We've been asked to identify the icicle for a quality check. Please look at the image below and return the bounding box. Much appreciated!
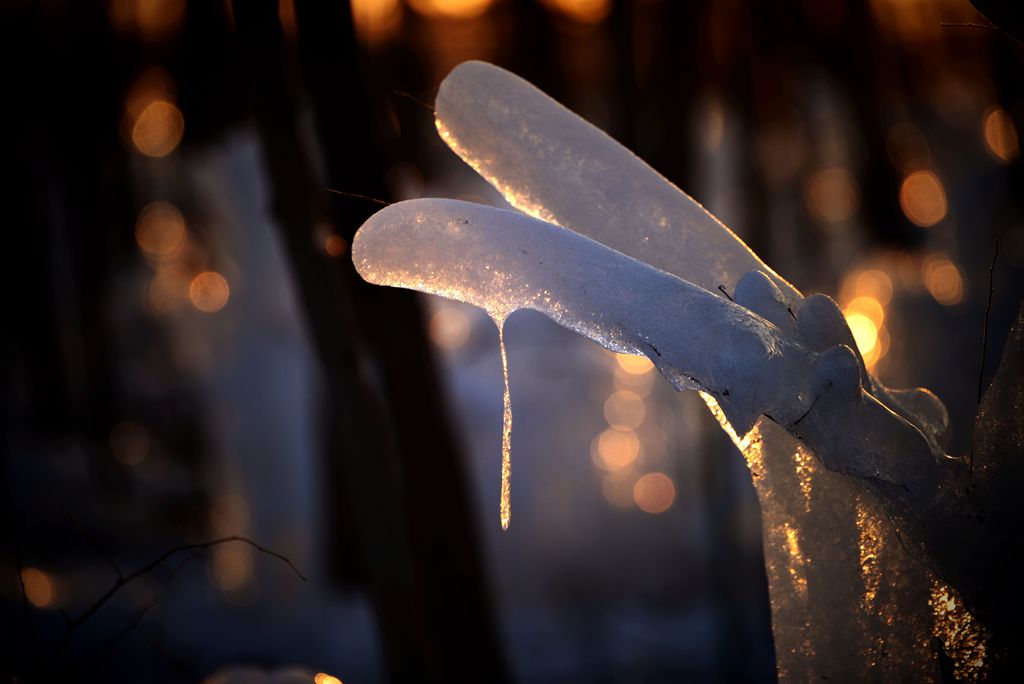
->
[497,318,512,530]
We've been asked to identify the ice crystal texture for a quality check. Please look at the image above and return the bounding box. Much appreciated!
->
[352,61,1004,680]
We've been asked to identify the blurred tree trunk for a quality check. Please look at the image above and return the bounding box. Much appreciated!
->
[233,2,506,681]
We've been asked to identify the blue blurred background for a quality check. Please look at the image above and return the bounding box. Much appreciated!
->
[4,0,1024,681]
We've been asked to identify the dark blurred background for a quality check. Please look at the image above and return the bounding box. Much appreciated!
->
[3,0,1023,682]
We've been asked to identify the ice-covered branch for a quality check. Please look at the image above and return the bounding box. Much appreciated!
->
[350,60,1011,678]
[354,199,943,506]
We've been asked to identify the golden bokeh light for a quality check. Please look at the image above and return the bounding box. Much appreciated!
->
[189,271,230,313]
[21,568,56,608]
[845,313,879,356]
[278,0,297,41]
[633,472,676,514]
[132,100,185,157]
[136,202,186,258]
[603,390,645,430]
[853,269,893,306]
[110,420,150,465]
[860,324,889,369]
[542,0,612,23]
[844,295,885,327]
[923,257,964,306]
[982,106,1019,164]
[408,0,493,20]
[314,674,343,684]
[324,233,347,258]
[614,352,653,375]
[350,0,402,43]
[429,306,472,350]
[591,428,640,471]
[899,170,947,227]
[806,167,860,224]
[109,0,187,42]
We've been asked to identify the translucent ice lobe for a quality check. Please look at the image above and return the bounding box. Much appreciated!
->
[352,198,813,435]
[435,60,800,304]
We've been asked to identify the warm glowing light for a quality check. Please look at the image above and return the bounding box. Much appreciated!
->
[844,295,885,327]
[315,675,343,684]
[848,269,893,306]
[614,352,653,375]
[603,390,645,430]
[845,313,878,356]
[983,106,1019,164]
[923,257,964,306]
[591,428,640,471]
[542,0,612,23]
[324,233,347,258]
[278,0,297,40]
[132,100,184,157]
[860,329,887,369]
[408,0,493,20]
[633,472,675,513]
[930,579,988,681]
[429,306,471,350]
[899,171,947,227]
[855,499,884,607]
[782,522,808,597]
[136,202,186,258]
[189,271,230,312]
[350,0,402,43]
[806,167,859,224]
[21,568,55,608]
[109,0,187,41]
[110,420,149,465]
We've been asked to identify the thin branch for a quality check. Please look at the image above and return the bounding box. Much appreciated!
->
[940,21,998,31]
[971,239,999,476]
[88,549,204,673]
[325,187,391,206]
[54,535,306,658]
[977,239,999,406]
[392,89,436,114]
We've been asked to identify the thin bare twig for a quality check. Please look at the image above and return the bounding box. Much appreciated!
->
[325,187,391,206]
[88,549,205,672]
[393,89,435,113]
[977,240,1000,406]
[54,535,306,658]
[940,21,998,31]
[971,240,999,476]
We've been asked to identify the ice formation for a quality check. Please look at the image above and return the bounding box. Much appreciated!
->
[352,61,1004,679]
